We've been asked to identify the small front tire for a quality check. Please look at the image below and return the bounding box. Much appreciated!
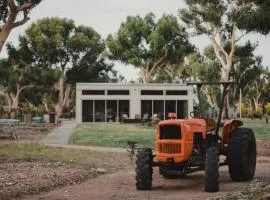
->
[135,148,153,190]
[205,145,219,193]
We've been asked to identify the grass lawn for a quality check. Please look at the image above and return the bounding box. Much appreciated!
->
[70,120,270,148]
[242,119,270,140]
[0,141,130,169]
[70,123,155,148]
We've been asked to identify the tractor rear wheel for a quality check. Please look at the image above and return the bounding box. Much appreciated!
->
[205,145,219,192]
[227,128,256,181]
[135,148,153,190]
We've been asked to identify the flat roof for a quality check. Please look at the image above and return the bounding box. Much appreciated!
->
[76,82,189,87]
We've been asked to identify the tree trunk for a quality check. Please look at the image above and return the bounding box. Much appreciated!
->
[141,68,150,84]
[6,93,12,114]
[252,97,259,111]
[55,71,65,117]
[63,84,71,108]
[0,7,17,54]
[220,61,232,119]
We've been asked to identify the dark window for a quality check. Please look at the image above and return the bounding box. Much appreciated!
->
[141,90,163,95]
[177,100,188,119]
[141,100,152,119]
[166,90,187,95]
[165,100,176,120]
[107,90,129,95]
[160,125,182,140]
[82,100,93,122]
[82,90,105,95]
[94,100,105,122]
[119,100,130,119]
[153,100,164,120]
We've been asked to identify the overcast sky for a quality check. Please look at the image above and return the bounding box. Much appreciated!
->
[2,0,270,80]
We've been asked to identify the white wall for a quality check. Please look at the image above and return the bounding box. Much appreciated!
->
[76,83,194,123]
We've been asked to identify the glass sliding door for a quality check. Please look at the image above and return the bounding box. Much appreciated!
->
[165,100,176,119]
[153,100,164,120]
[119,100,130,121]
[94,100,105,122]
[141,100,152,119]
[107,100,117,122]
[177,100,187,119]
[82,100,93,122]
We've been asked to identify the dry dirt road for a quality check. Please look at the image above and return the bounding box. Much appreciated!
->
[21,157,270,200]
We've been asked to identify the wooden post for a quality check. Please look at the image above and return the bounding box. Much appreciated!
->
[239,88,242,119]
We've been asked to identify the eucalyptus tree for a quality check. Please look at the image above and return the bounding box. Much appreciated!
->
[179,0,270,89]
[107,13,194,83]
[245,70,270,111]
[0,38,57,114]
[23,17,111,116]
[0,0,42,53]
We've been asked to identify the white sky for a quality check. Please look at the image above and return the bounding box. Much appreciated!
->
[1,0,270,81]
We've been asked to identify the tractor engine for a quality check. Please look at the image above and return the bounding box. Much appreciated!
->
[155,116,207,165]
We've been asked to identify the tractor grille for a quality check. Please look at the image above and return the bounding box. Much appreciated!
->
[159,143,181,154]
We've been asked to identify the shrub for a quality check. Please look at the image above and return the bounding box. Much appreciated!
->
[241,104,252,118]
[265,103,270,115]
[252,108,263,119]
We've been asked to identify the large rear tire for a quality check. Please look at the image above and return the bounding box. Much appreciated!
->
[205,145,219,192]
[227,128,257,181]
[135,148,153,190]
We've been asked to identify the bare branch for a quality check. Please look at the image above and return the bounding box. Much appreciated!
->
[149,49,168,75]
[17,2,32,11]
[236,31,249,43]
[208,35,227,68]
[8,0,17,12]
[18,84,34,94]
[229,24,237,57]
[13,11,30,28]
[214,29,229,58]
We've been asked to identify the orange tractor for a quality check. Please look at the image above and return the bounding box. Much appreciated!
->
[135,82,256,192]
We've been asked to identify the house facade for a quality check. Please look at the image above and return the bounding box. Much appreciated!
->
[76,83,194,123]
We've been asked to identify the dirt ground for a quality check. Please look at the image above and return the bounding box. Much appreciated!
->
[17,141,270,200]
[0,160,92,200]
[257,140,270,157]
[20,157,270,200]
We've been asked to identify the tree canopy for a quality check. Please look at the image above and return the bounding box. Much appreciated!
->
[22,17,115,116]
[179,0,270,87]
[235,0,270,34]
[0,37,58,114]
[107,13,194,83]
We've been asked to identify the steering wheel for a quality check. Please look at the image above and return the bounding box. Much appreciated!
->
[190,111,195,118]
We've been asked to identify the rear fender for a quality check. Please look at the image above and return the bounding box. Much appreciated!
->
[221,120,243,148]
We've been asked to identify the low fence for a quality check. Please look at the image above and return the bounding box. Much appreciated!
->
[0,119,56,140]
[0,119,20,139]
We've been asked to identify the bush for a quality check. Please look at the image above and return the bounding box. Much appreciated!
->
[265,103,270,115]
[241,105,252,118]
[252,108,263,119]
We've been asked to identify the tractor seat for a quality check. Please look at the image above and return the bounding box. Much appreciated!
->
[204,118,216,132]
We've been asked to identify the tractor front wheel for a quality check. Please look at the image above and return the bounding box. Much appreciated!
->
[135,148,153,190]
[205,145,219,192]
[227,128,256,181]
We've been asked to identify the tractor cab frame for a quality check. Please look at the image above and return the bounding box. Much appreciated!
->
[135,82,257,192]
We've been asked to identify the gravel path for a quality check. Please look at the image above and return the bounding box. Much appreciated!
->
[40,121,127,153]
[41,120,77,145]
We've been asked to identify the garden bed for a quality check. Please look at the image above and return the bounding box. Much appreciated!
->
[0,142,130,199]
